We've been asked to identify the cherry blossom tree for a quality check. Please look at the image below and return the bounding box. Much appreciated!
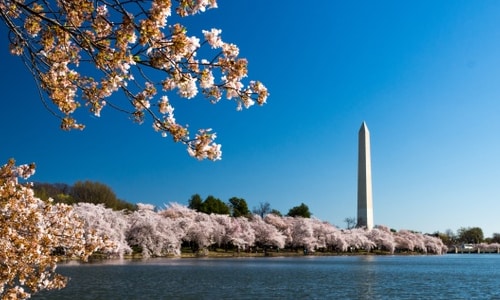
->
[287,217,316,251]
[127,203,182,257]
[162,203,256,251]
[161,202,201,251]
[0,160,105,299]
[210,213,230,248]
[342,228,376,252]
[264,213,293,246]
[72,203,131,257]
[393,230,447,254]
[183,211,215,254]
[327,229,349,252]
[368,225,396,253]
[250,215,285,250]
[1,0,268,160]
[393,230,411,252]
[310,218,338,251]
[162,202,197,220]
[423,234,447,254]
[477,242,500,253]
[227,217,255,251]
[395,229,427,252]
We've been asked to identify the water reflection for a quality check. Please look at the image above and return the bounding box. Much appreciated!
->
[353,256,377,299]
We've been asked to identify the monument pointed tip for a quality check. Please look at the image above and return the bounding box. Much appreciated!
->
[360,121,369,131]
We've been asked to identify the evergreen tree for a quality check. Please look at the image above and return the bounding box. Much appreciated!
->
[201,195,230,215]
[229,197,250,217]
[287,203,311,218]
[188,194,204,211]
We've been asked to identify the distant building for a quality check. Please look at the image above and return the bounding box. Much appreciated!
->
[357,122,374,230]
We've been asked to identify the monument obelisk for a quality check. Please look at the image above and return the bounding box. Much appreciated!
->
[357,121,374,230]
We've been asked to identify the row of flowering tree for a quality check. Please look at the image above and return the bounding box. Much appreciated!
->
[73,202,449,258]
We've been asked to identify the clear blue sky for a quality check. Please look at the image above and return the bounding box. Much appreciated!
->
[1,1,499,237]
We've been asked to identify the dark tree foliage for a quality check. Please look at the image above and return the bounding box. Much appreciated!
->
[188,194,203,211]
[33,181,136,211]
[228,197,250,217]
[252,202,271,218]
[71,181,128,210]
[457,227,484,244]
[34,182,73,204]
[433,232,452,247]
[286,203,311,218]
[492,233,500,244]
[433,229,457,247]
[200,195,230,215]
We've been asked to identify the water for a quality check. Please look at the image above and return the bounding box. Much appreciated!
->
[34,254,500,299]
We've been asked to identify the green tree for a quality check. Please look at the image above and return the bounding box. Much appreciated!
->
[200,195,230,215]
[443,229,457,246]
[253,202,271,218]
[490,233,500,244]
[286,203,311,218]
[188,194,203,211]
[457,227,484,244]
[228,197,250,217]
[70,180,135,211]
[433,229,457,247]
[34,181,135,210]
[34,182,74,204]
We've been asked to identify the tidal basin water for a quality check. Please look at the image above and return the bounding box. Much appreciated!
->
[34,254,500,299]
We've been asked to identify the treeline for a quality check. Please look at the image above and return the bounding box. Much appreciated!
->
[33,181,137,211]
[33,182,313,219]
[434,227,500,246]
[188,194,311,218]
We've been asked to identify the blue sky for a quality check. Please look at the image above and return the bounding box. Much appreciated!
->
[1,1,499,237]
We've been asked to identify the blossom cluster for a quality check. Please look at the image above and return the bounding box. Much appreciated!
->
[72,202,449,259]
[2,0,268,160]
[0,160,108,299]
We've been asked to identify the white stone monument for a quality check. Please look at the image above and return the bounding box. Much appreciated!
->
[357,121,374,230]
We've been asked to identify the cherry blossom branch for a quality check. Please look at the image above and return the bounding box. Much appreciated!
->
[2,0,268,160]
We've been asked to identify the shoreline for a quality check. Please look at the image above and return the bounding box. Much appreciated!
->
[60,248,500,265]
[88,249,448,261]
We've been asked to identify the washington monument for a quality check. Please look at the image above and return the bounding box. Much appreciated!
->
[357,121,374,230]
